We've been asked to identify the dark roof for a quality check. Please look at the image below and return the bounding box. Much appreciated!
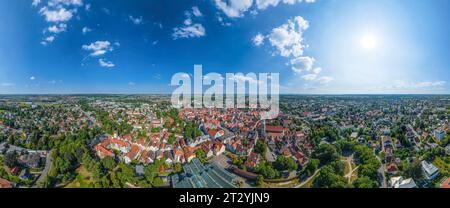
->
[170,158,236,188]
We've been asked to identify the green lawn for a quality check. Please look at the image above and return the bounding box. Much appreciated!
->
[264,179,301,188]
[64,165,94,188]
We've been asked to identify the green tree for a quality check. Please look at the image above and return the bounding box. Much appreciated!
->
[313,165,347,188]
[195,149,207,163]
[256,161,279,179]
[304,159,319,176]
[255,140,267,156]
[315,143,340,165]
[101,157,116,171]
[174,163,183,173]
[255,175,264,186]
[354,145,381,180]
[274,155,298,171]
[5,151,17,168]
[353,176,377,188]
[403,159,424,181]
[168,134,176,145]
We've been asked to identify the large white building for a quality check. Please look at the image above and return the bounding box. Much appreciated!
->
[390,176,417,188]
[433,128,445,140]
[421,160,439,180]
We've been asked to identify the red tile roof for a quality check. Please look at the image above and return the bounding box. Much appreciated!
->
[126,144,140,161]
[95,145,114,157]
[265,125,286,133]
[0,178,12,188]
[244,152,260,168]
[208,128,218,137]
[440,177,450,188]
[111,138,129,148]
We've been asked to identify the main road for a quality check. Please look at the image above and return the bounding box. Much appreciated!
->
[33,149,54,188]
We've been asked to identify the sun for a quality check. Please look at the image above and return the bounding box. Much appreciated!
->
[360,34,377,50]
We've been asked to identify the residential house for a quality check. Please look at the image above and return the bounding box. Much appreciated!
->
[124,144,141,164]
[95,144,114,158]
[0,178,13,188]
[433,128,445,141]
[185,151,196,163]
[390,176,417,188]
[294,152,308,167]
[164,151,174,164]
[440,177,450,188]
[386,162,399,174]
[244,152,260,170]
[213,142,225,156]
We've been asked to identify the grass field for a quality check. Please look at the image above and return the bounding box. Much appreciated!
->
[264,178,301,188]
[65,165,94,188]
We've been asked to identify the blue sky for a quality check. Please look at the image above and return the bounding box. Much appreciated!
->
[0,0,449,94]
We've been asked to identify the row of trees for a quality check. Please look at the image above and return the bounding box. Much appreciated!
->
[353,145,381,187]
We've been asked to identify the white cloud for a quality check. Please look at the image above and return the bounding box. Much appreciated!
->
[301,73,317,81]
[215,0,315,18]
[217,14,232,26]
[173,24,205,39]
[290,56,314,73]
[228,74,259,84]
[39,7,74,22]
[172,8,206,39]
[47,0,83,7]
[256,0,316,10]
[256,15,325,79]
[214,0,253,18]
[317,76,334,84]
[252,33,265,46]
[301,67,324,81]
[369,80,447,93]
[268,16,309,57]
[313,67,322,74]
[32,0,41,7]
[129,15,143,25]
[85,3,91,11]
[45,36,55,42]
[82,41,114,56]
[82,26,91,34]
[1,83,15,87]
[184,18,193,25]
[390,80,446,89]
[47,23,67,33]
[34,0,84,45]
[192,6,203,17]
[30,76,36,80]
[99,59,115,68]
[255,0,279,10]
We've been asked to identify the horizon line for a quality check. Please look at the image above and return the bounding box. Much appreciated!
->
[0,93,449,96]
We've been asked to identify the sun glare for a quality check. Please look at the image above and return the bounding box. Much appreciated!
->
[360,34,377,50]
